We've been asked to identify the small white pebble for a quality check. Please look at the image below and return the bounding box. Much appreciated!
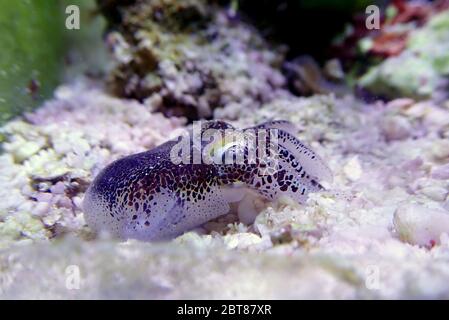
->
[50,181,66,194]
[36,192,53,203]
[32,201,51,216]
[431,163,449,180]
[73,196,84,210]
[420,186,448,202]
[430,140,449,160]
[343,156,362,182]
[393,203,449,248]
[381,116,411,141]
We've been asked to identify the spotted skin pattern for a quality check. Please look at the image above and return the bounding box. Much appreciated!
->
[83,120,332,241]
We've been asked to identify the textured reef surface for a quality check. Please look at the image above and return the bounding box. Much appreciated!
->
[359,10,449,100]
[100,0,286,121]
[1,2,449,299]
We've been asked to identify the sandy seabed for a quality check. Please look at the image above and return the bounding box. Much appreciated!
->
[0,78,449,299]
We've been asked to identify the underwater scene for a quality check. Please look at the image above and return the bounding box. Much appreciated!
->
[1,0,449,300]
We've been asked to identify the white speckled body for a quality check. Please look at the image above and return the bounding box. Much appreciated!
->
[83,120,332,241]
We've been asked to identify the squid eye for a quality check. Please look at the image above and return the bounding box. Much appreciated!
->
[205,130,247,164]
[210,142,233,164]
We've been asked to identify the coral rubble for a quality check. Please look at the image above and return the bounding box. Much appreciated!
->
[100,0,285,121]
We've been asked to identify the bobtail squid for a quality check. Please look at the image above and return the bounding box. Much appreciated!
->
[83,120,332,241]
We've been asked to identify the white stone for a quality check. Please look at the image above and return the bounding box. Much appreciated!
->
[393,203,449,247]
[343,156,363,181]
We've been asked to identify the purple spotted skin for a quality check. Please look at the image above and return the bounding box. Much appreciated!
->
[83,120,332,241]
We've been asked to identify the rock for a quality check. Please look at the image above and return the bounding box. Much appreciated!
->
[13,141,44,162]
[343,156,363,182]
[393,203,449,248]
[430,140,449,160]
[431,164,449,180]
[381,115,412,141]
[359,52,440,100]
[99,0,286,121]
[223,233,263,250]
[420,186,448,202]
[412,178,449,202]
[387,98,415,110]
[324,59,345,80]
[359,11,449,100]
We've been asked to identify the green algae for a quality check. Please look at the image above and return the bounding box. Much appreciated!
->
[359,10,449,100]
[0,0,65,124]
[0,0,107,125]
